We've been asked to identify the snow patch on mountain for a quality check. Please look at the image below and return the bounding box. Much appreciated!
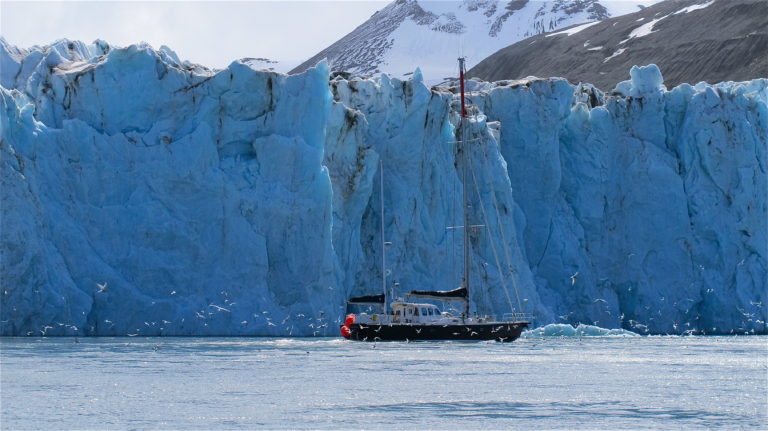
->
[674,0,715,14]
[292,0,662,82]
[603,47,626,63]
[620,14,667,44]
[545,20,600,37]
[620,0,716,45]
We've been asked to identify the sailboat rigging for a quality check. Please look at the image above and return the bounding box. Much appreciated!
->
[340,57,532,342]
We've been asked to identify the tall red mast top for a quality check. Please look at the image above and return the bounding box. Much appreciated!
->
[458,57,467,118]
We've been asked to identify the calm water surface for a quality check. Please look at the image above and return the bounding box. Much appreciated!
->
[1,336,766,429]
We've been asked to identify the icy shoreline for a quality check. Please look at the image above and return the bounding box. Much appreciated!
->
[1,39,765,336]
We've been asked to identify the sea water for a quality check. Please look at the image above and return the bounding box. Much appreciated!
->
[1,335,766,429]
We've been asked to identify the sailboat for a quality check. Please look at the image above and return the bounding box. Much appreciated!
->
[340,58,532,342]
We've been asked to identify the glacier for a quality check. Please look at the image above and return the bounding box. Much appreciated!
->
[1,39,766,336]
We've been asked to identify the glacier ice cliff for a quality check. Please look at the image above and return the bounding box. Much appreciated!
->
[1,39,766,336]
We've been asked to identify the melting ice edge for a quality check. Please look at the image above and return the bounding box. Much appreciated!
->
[1,39,766,336]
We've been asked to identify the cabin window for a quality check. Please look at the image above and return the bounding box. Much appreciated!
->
[427,309,433,316]
[395,310,401,316]
[421,308,428,316]
[408,309,413,315]
[413,308,419,316]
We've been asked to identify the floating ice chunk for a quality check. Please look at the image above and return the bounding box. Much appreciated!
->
[523,323,640,337]
[524,323,578,336]
[574,324,640,337]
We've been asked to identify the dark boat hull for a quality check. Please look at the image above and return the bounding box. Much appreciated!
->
[345,321,529,342]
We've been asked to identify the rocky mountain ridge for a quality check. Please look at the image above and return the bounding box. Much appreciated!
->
[469,0,768,89]
[291,0,660,81]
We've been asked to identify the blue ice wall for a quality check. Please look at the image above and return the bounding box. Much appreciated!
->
[2,40,340,335]
[474,66,767,334]
[1,40,765,335]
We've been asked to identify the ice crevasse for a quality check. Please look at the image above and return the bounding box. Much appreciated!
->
[1,39,765,336]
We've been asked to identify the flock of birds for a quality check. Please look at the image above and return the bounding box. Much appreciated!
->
[19,279,768,337]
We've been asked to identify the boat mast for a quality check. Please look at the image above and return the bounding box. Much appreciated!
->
[380,159,388,314]
[458,57,470,319]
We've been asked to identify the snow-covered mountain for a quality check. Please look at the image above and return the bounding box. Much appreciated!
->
[469,0,768,89]
[1,39,766,336]
[291,0,662,81]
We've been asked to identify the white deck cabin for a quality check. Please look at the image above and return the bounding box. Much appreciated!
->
[352,301,462,325]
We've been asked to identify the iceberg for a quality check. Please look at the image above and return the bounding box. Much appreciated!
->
[1,39,765,336]
[522,323,640,337]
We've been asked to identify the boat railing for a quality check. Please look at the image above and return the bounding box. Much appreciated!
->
[502,312,534,323]
[472,313,533,323]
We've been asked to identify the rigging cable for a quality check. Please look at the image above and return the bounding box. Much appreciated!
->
[478,145,526,313]
[467,139,517,314]
[469,137,523,312]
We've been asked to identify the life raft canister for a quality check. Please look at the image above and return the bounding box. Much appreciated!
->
[340,314,355,339]
[344,314,356,327]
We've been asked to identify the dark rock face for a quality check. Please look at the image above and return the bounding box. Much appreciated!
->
[469,0,768,90]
